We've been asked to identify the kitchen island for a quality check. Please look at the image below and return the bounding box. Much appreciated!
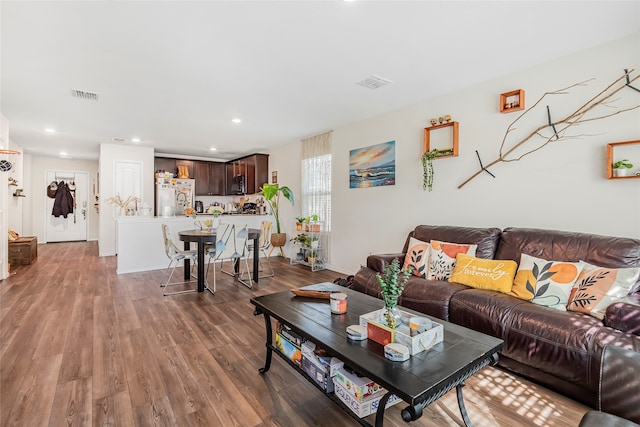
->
[116,214,270,274]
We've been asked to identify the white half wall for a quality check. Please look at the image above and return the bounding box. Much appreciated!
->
[270,33,640,276]
[99,143,154,256]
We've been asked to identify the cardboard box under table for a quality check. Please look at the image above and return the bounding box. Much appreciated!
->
[301,341,343,393]
[332,371,402,418]
[359,309,443,355]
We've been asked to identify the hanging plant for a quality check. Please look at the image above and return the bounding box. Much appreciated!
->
[421,149,439,191]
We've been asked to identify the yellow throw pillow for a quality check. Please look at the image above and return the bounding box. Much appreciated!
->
[449,253,517,293]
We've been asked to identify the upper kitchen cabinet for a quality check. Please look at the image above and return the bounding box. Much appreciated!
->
[155,157,176,175]
[194,161,226,195]
[226,154,269,195]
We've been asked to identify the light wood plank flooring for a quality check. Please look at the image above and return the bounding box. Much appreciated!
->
[1,241,589,426]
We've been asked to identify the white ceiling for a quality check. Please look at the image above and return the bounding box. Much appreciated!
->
[2,1,639,161]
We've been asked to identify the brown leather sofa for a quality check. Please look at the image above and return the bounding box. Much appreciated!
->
[351,225,640,409]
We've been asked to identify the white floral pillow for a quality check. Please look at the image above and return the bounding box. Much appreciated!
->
[426,240,477,281]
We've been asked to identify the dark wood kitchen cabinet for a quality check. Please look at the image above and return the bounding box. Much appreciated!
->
[154,157,176,175]
[226,154,269,194]
[194,161,226,196]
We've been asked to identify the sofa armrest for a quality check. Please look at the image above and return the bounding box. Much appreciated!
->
[598,345,640,423]
[366,253,406,273]
[604,294,640,336]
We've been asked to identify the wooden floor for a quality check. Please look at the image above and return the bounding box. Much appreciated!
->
[1,241,589,426]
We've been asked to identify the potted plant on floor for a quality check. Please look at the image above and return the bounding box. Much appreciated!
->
[259,183,295,254]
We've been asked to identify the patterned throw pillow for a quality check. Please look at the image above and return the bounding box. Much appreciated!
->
[426,240,477,281]
[567,262,640,320]
[449,253,518,293]
[511,254,583,311]
[403,237,429,278]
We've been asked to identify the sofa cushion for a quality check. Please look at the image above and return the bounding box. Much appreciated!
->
[403,237,429,278]
[449,253,517,293]
[405,225,502,259]
[511,253,583,311]
[399,277,469,320]
[495,227,640,273]
[426,240,477,280]
[567,262,640,320]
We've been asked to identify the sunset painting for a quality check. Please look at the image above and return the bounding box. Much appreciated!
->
[349,140,396,188]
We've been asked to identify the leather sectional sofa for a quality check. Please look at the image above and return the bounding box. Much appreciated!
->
[351,225,640,408]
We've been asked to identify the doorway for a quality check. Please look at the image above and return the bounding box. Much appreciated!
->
[45,171,88,242]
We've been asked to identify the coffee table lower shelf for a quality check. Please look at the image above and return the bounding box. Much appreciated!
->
[253,307,499,427]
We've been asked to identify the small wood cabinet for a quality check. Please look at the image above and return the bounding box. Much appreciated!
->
[9,236,37,266]
[154,157,176,175]
[194,161,226,195]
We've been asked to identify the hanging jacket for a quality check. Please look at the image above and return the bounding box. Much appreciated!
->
[52,181,74,218]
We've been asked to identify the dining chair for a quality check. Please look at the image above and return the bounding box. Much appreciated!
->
[161,224,198,296]
[206,223,253,290]
[241,220,275,280]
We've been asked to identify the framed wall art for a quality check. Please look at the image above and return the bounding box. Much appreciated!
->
[349,140,396,188]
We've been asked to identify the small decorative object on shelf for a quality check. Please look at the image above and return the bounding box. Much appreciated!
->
[613,159,633,177]
[375,258,412,329]
[430,118,437,126]
[500,89,525,113]
[444,114,452,122]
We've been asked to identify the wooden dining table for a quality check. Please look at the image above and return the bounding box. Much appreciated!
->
[178,228,261,292]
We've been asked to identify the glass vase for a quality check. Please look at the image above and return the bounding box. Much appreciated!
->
[380,294,403,329]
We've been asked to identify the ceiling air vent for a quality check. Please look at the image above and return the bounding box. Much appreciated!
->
[71,89,99,101]
[355,75,393,89]
[112,137,126,143]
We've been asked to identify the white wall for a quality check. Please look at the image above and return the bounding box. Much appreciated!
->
[0,114,9,279]
[28,155,99,242]
[98,143,154,256]
[271,33,640,275]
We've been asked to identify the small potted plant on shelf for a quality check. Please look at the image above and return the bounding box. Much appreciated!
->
[295,217,306,231]
[421,149,439,192]
[307,250,318,265]
[613,159,633,177]
[309,236,319,249]
[306,214,321,232]
[289,233,309,246]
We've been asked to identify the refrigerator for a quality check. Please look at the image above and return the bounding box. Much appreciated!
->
[155,178,195,217]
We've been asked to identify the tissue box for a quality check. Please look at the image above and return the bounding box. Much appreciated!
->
[359,310,443,355]
[333,380,402,418]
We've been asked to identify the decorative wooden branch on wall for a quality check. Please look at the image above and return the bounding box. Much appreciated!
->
[458,69,640,189]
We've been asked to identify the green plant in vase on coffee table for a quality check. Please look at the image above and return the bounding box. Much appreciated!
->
[375,258,413,328]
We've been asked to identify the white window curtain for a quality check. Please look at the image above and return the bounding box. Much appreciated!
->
[301,131,332,264]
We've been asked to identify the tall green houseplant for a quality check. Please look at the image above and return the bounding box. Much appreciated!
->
[259,183,294,234]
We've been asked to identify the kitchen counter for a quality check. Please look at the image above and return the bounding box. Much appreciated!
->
[116,214,271,274]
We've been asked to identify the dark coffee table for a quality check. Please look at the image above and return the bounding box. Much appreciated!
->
[250,283,504,427]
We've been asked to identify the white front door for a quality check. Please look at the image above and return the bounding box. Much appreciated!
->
[45,171,88,242]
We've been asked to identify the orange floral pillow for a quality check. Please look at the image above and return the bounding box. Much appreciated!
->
[567,262,640,320]
[403,237,429,278]
[426,240,477,281]
[511,254,583,311]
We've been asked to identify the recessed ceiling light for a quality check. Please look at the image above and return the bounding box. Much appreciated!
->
[210,147,218,151]
[131,138,141,143]
[231,118,242,124]
[45,128,56,133]
[59,151,68,156]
